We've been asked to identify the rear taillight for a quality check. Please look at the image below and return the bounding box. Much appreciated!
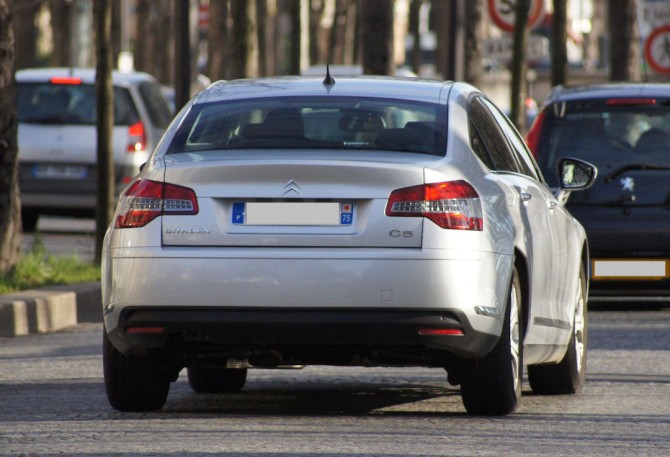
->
[385,180,483,231]
[115,179,198,229]
[525,108,546,157]
[49,76,82,85]
[606,98,657,106]
[127,121,147,153]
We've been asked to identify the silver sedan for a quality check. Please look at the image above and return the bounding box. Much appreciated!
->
[101,76,597,415]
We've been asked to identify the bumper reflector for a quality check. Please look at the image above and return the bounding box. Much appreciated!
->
[125,326,166,335]
[418,328,464,336]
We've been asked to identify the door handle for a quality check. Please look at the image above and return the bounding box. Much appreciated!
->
[520,192,532,202]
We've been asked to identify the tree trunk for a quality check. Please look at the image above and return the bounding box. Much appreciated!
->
[609,0,640,81]
[510,0,530,132]
[49,0,73,67]
[94,0,114,264]
[134,0,150,72]
[229,0,258,79]
[288,0,301,74]
[329,0,354,65]
[309,0,324,65]
[432,0,464,81]
[360,0,394,75]
[134,1,173,85]
[256,0,268,76]
[0,0,21,272]
[551,0,568,86]
[173,0,191,110]
[155,2,174,85]
[464,0,483,86]
[408,0,422,75]
[14,0,40,70]
[207,0,229,81]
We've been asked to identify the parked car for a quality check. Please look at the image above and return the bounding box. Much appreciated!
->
[526,83,670,303]
[101,76,596,415]
[16,68,173,231]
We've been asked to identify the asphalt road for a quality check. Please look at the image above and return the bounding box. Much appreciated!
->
[1,309,670,456]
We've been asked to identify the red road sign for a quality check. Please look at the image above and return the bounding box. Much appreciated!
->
[645,25,670,74]
[488,0,546,33]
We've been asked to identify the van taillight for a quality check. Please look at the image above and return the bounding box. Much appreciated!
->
[127,121,147,153]
[385,180,483,231]
[115,179,198,228]
[49,76,82,85]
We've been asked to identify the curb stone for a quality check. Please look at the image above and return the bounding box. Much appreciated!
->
[0,282,101,337]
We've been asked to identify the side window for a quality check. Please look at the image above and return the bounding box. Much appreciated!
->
[468,97,520,173]
[469,120,494,169]
[481,98,543,181]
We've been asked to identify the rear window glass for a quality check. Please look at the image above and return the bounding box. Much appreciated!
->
[168,96,447,156]
[534,98,670,186]
[16,83,140,126]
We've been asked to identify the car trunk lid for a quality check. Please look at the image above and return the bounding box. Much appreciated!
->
[160,152,427,248]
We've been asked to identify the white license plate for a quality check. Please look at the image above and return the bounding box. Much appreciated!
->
[33,164,88,179]
[592,259,668,280]
[232,202,353,226]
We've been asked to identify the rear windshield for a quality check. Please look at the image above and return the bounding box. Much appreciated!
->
[17,83,140,126]
[534,98,670,186]
[168,96,447,156]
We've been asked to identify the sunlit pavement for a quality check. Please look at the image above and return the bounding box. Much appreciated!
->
[21,216,96,263]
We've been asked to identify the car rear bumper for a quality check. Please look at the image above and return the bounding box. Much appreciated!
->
[588,255,670,303]
[102,247,512,363]
[105,307,500,363]
[588,281,670,303]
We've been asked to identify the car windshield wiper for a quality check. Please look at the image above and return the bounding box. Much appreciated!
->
[604,164,670,183]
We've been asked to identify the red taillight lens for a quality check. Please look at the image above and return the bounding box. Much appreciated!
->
[385,180,483,231]
[50,76,82,85]
[606,98,657,106]
[127,121,147,153]
[525,108,546,157]
[418,328,464,336]
[125,326,165,335]
[115,179,198,229]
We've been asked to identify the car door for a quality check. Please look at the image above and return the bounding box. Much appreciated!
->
[469,96,570,346]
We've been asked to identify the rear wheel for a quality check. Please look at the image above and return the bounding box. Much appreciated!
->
[21,210,39,232]
[460,267,523,416]
[103,329,170,412]
[187,366,248,393]
[528,264,587,394]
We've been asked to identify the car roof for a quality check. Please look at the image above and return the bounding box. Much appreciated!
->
[194,76,453,105]
[545,82,670,103]
[15,67,157,85]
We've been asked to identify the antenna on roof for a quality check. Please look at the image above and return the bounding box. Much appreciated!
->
[323,64,336,86]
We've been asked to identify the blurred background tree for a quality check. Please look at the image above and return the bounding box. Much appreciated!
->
[0,0,21,272]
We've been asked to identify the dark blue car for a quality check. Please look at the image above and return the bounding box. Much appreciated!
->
[527,83,670,304]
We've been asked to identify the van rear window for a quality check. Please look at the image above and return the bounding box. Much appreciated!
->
[16,83,139,126]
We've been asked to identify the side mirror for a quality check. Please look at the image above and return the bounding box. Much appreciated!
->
[557,157,597,191]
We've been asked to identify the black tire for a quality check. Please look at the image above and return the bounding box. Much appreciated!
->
[187,366,248,393]
[528,264,587,395]
[461,267,523,416]
[103,329,170,412]
[21,210,39,232]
